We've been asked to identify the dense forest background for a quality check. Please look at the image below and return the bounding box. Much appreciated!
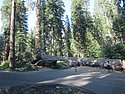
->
[0,0,125,71]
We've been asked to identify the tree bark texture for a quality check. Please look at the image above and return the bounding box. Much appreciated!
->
[8,0,16,70]
[35,0,42,49]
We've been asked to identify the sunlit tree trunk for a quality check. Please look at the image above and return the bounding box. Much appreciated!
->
[35,0,42,49]
[8,0,16,70]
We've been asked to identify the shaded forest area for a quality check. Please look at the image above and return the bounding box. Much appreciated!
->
[0,0,125,71]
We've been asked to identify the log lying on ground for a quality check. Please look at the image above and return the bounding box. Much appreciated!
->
[31,49,79,68]
[31,49,57,68]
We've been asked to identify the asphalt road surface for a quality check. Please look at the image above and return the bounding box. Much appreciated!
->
[0,67,125,94]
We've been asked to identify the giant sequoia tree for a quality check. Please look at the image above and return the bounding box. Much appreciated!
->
[8,0,16,69]
[1,0,11,60]
[1,0,30,70]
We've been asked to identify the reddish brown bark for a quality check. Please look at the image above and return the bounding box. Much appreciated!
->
[8,0,16,70]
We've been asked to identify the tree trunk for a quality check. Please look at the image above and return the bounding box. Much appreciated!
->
[67,39,72,57]
[41,0,46,51]
[4,14,11,60]
[121,32,125,44]
[59,38,63,56]
[35,0,42,49]
[4,28,10,60]
[8,0,16,70]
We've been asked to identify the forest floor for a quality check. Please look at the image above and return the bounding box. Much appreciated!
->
[0,67,125,94]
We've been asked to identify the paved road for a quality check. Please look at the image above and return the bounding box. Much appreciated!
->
[0,67,125,94]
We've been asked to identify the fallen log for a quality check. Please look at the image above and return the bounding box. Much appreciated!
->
[31,48,80,68]
[31,49,57,68]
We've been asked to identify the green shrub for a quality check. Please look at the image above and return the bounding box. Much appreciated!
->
[0,60,11,71]
[104,43,125,60]
[55,60,69,69]
[15,61,35,72]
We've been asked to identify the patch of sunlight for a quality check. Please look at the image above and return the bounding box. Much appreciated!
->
[38,80,56,84]
[74,80,92,86]
[63,72,96,80]
[64,75,82,79]
[60,80,92,87]
[97,74,110,79]
[38,73,94,87]
[37,71,102,87]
